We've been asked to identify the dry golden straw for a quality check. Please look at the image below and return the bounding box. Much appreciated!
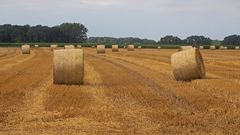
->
[97,45,105,54]
[53,49,84,85]
[21,44,30,54]
[200,46,204,49]
[235,46,240,50]
[179,46,193,51]
[34,45,39,48]
[219,46,226,50]
[171,48,205,81]
[138,46,142,49]
[77,45,82,48]
[65,45,75,49]
[210,45,216,50]
[158,46,161,49]
[51,45,58,51]
[112,45,119,52]
[128,45,135,51]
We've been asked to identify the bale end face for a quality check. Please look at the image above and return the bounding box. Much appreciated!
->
[128,45,134,51]
[97,45,105,54]
[112,45,119,52]
[21,45,30,54]
[171,48,205,81]
[53,49,84,85]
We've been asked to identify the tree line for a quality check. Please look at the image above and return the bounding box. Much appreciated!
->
[0,23,88,43]
[0,23,239,45]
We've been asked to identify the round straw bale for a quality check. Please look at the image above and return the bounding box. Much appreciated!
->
[128,45,135,51]
[171,48,205,81]
[51,45,58,51]
[53,49,84,85]
[123,46,126,48]
[21,44,30,54]
[179,46,193,51]
[65,45,75,49]
[77,45,82,48]
[138,46,142,49]
[219,46,225,50]
[235,46,240,50]
[34,45,39,48]
[210,45,216,50]
[158,46,161,49]
[112,45,119,52]
[200,46,204,49]
[97,45,105,54]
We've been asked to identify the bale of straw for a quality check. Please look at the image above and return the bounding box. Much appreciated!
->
[157,46,161,49]
[235,46,240,50]
[219,46,225,50]
[210,45,216,50]
[200,46,204,49]
[138,46,142,49]
[123,46,126,48]
[77,45,82,48]
[224,46,228,50]
[35,45,39,48]
[51,45,58,51]
[53,49,84,85]
[171,48,205,81]
[97,45,105,54]
[92,46,95,48]
[65,45,75,49]
[112,45,119,52]
[179,46,193,51]
[128,45,135,51]
[21,44,30,54]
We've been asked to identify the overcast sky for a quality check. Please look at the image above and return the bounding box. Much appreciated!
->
[0,0,239,40]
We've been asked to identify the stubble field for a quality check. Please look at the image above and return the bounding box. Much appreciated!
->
[0,47,240,134]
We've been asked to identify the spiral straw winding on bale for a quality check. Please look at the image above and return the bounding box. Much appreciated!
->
[171,48,205,81]
[128,45,135,51]
[51,45,58,51]
[97,45,105,54]
[112,45,119,52]
[21,44,30,54]
[235,46,240,50]
[210,45,216,50]
[179,46,193,51]
[65,45,75,49]
[53,49,84,85]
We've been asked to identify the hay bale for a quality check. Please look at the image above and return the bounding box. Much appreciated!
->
[123,46,126,49]
[171,48,205,81]
[210,45,216,50]
[97,45,105,54]
[91,46,95,48]
[157,46,161,49]
[138,46,142,49]
[34,45,39,48]
[224,46,228,50]
[219,46,225,50]
[65,45,75,49]
[200,46,204,49]
[77,45,82,48]
[128,45,135,51]
[21,44,30,54]
[112,45,119,52]
[179,46,193,51]
[51,45,58,51]
[53,49,84,85]
[235,46,240,50]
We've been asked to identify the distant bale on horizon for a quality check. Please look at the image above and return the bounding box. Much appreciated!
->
[112,45,119,52]
[128,45,134,51]
[97,45,105,54]
[21,44,30,54]
[210,45,216,50]
[65,45,75,49]
[51,45,58,51]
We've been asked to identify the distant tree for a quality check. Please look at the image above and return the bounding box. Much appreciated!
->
[222,35,240,45]
[159,35,182,44]
[184,35,212,45]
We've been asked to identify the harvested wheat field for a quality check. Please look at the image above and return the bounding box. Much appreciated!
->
[0,47,240,134]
